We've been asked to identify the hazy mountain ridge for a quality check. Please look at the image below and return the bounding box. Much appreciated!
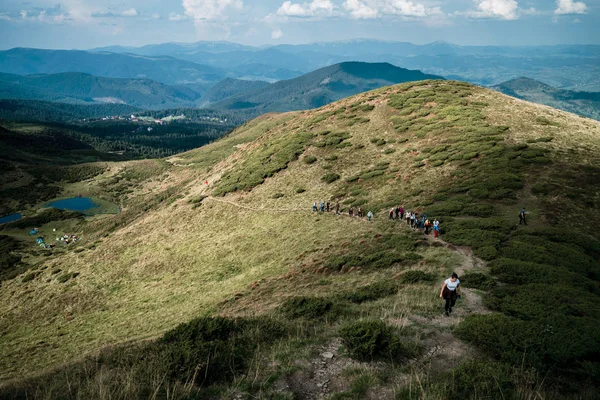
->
[493,77,600,120]
[0,48,226,85]
[90,40,600,90]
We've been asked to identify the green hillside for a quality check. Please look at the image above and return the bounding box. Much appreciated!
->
[493,77,600,120]
[1,80,599,399]
[0,72,203,109]
[213,62,442,114]
[200,77,271,106]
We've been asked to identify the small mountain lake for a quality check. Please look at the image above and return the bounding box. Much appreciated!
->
[0,213,23,225]
[47,197,100,213]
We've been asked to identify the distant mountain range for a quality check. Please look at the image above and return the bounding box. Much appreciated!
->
[493,77,600,120]
[0,48,225,85]
[212,62,442,114]
[2,41,599,91]
[91,40,600,91]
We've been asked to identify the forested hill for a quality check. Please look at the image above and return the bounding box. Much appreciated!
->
[212,62,442,113]
[0,99,138,122]
[0,72,203,109]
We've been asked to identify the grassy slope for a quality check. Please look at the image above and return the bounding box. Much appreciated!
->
[1,80,599,398]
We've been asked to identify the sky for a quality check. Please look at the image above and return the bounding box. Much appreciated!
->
[0,0,598,49]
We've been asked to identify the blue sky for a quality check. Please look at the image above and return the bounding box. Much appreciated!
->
[0,0,597,49]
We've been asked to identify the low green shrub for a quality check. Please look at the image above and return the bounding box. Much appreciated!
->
[459,272,496,290]
[280,297,338,320]
[456,314,600,373]
[360,170,385,180]
[339,281,398,303]
[57,272,79,283]
[399,270,436,284]
[272,193,284,199]
[159,316,286,386]
[304,155,317,164]
[340,320,407,361]
[370,138,386,146]
[443,360,515,400]
[321,173,341,184]
[22,271,40,283]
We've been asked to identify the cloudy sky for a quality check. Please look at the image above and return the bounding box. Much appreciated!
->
[0,0,597,49]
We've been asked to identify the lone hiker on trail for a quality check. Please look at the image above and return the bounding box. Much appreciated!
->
[313,202,318,212]
[519,207,527,225]
[367,211,373,221]
[440,272,461,316]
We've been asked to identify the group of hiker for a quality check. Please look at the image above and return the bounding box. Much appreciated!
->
[388,207,441,238]
[312,201,441,237]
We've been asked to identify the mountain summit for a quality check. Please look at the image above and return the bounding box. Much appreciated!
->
[213,61,442,113]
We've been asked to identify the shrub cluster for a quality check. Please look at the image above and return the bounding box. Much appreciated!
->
[340,320,408,361]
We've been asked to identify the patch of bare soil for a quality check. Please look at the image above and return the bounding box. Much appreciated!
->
[274,338,363,400]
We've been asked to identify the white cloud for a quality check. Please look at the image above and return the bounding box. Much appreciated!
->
[169,12,189,21]
[91,7,139,18]
[151,12,160,19]
[555,0,587,15]
[343,0,379,19]
[182,0,243,21]
[271,28,284,38]
[382,0,439,18]
[0,12,13,21]
[121,8,138,17]
[277,0,335,17]
[458,0,519,20]
[19,5,72,24]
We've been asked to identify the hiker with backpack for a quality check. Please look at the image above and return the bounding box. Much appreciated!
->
[440,272,461,316]
[367,211,373,221]
[320,201,325,212]
[519,207,527,225]
[433,219,440,238]
[394,206,400,220]
[349,207,354,217]
[424,219,431,235]
[389,208,395,220]
[399,206,405,221]
[326,201,330,212]
[313,202,317,212]
[410,212,416,228]
[335,202,340,214]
